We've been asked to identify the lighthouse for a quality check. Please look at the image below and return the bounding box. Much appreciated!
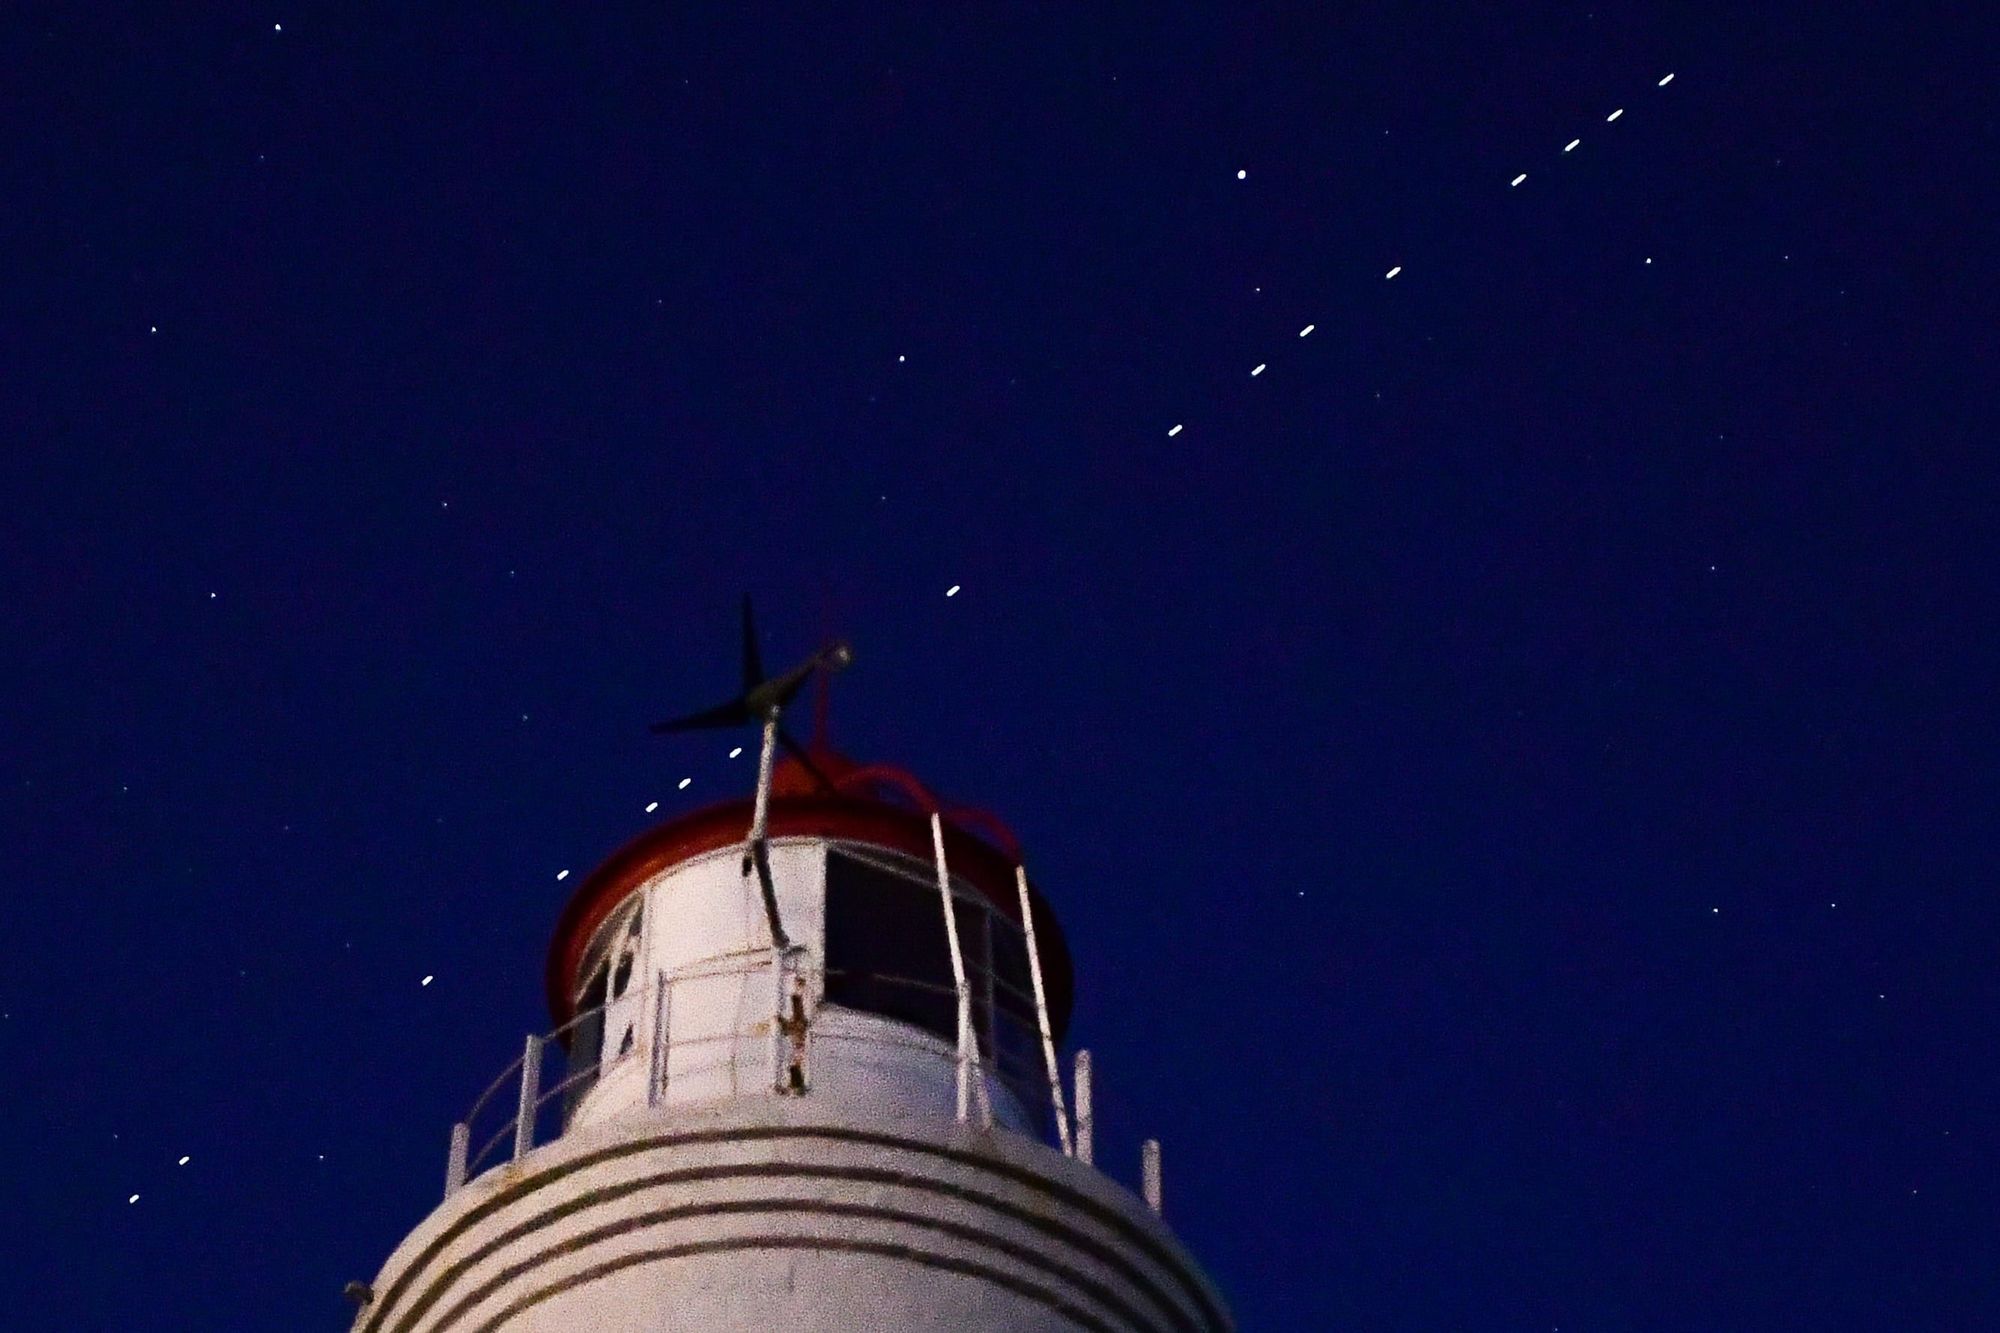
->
[345,606,1233,1332]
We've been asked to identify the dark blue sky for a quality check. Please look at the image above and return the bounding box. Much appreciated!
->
[3,5,1992,1329]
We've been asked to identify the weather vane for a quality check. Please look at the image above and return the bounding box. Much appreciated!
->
[649,594,852,950]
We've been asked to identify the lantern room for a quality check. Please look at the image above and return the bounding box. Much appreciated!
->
[539,744,1075,1140]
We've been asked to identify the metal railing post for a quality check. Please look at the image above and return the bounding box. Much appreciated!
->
[1016,864,1072,1155]
[444,1122,469,1199]
[1142,1138,1163,1215]
[513,1034,542,1162]
[1074,1048,1094,1166]
[647,973,667,1109]
[932,812,992,1127]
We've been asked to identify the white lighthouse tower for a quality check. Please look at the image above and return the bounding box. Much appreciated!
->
[346,609,1233,1332]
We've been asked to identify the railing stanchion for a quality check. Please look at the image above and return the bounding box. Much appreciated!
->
[1015,864,1072,1155]
[647,972,667,1109]
[932,812,991,1127]
[445,1122,469,1198]
[1142,1138,1163,1214]
[1074,1048,1094,1166]
[513,1034,542,1162]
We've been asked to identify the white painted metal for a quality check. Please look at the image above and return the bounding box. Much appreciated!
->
[1016,863,1072,1156]
[1073,1048,1094,1167]
[930,812,974,1122]
[513,1035,541,1162]
[645,971,666,1109]
[768,941,787,1093]
[566,844,811,1129]
[558,841,1032,1137]
[443,1122,469,1199]
[748,716,779,854]
[1142,1138,1162,1215]
[930,813,992,1128]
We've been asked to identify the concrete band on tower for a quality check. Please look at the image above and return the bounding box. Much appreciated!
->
[355,1104,1229,1333]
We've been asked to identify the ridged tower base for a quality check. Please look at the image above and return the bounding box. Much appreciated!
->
[351,1100,1232,1333]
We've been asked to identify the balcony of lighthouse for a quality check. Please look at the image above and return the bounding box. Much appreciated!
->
[450,836,1063,1190]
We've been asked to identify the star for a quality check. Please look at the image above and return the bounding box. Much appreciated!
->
[1236,169,1247,180]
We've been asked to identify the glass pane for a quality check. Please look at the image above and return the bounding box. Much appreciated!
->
[822,851,956,1043]
[564,963,609,1127]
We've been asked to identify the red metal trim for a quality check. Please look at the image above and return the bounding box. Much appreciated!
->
[543,794,1074,1040]
[938,805,1021,862]
[831,763,943,811]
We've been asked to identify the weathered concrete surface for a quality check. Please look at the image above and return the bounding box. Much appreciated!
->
[353,1100,1232,1333]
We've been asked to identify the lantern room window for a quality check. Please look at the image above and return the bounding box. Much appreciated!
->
[825,846,1021,1059]
[564,895,643,1126]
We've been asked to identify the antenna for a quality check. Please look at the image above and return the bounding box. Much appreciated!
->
[650,595,854,948]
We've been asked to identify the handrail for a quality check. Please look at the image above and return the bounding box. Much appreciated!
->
[447,950,1073,1198]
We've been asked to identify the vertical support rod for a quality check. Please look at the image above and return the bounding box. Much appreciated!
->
[513,1034,541,1162]
[1142,1138,1163,1215]
[444,1122,469,1199]
[747,710,791,1078]
[745,712,789,950]
[647,971,667,1109]
[749,714,779,844]
[1016,864,1073,1155]
[771,945,790,1093]
[931,812,989,1125]
[1074,1048,1095,1166]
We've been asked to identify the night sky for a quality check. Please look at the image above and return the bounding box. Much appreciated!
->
[4,6,1994,1329]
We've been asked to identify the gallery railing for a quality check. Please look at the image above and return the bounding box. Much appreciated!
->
[444,953,1075,1196]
